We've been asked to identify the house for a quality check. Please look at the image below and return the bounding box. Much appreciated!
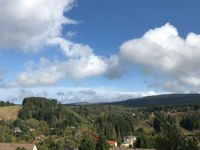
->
[0,143,37,150]
[35,134,45,142]
[107,140,117,147]
[120,136,136,148]
[123,136,136,146]
[13,127,21,133]
[29,128,35,132]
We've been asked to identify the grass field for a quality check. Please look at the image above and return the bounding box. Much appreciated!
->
[135,119,154,133]
[0,106,21,120]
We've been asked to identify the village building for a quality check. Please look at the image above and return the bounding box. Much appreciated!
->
[35,134,45,142]
[29,128,35,132]
[107,140,118,147]
[13,127,21,133]
[0,143,37,150]
[121,136,136,148]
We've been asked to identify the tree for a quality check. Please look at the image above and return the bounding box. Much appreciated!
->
[18,97,84,128]
[134,133,150,148]
[156,121,183,150]
[95,135,109,150]
[180,116,200,131]
[182,137,199,150]
[153,116,161,132]
[79,137,95,150]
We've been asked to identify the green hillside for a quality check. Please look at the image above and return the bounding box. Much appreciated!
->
[0,97,200,149]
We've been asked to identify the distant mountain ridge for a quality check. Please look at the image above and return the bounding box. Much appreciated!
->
[65,102,90,106]
[109,94,200,107]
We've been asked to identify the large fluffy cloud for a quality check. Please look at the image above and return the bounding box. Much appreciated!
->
[12,56,107,86]
[0,0,112,86]
[0,0,75,50]
[120,23,200,92]
[0,0,97,60]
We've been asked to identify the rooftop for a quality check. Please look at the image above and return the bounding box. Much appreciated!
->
[0,143,37,150]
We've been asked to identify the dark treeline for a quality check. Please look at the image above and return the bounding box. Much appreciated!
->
[138,103,200,113]
[0,101,14,107]
[180,113,200,131]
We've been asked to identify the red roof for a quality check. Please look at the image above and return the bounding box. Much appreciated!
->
[107,140,117,145]
[0,143,36,150]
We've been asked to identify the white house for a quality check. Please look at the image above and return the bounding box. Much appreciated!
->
[121,136,137,147]
[14,127,21,133]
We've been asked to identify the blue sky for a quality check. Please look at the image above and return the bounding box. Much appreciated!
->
[1,0,200,103]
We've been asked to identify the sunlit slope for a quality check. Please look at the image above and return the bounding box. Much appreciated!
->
[0,106,21,120]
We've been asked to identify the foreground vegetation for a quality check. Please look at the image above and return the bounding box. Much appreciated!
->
[1,97,200,149]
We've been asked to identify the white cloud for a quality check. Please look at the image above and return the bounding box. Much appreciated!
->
[9,22,200,91]
[120,23,200,92]
[105,55,130,79]
[0,0,96,60]
[66,31,77,39]
[60,55,108,79]
[12,55,107,86]
[0,0,111,86]
[47,37,93,58]
[0,0,76,51]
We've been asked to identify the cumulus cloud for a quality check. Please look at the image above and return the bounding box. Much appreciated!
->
[47,37,93,58]
[105,55,127,79]
[12,55,107,86]
[120,23,200,92]
[0,0,100,61]
[0,0,76,51]
[0,0,112,86]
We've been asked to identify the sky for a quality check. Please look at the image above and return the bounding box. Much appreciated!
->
[1,0,200,103]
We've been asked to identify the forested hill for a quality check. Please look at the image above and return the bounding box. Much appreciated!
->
[109,94,200,107]
[18,97,87,127]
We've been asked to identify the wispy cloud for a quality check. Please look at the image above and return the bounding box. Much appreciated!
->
[0,86,157,104]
